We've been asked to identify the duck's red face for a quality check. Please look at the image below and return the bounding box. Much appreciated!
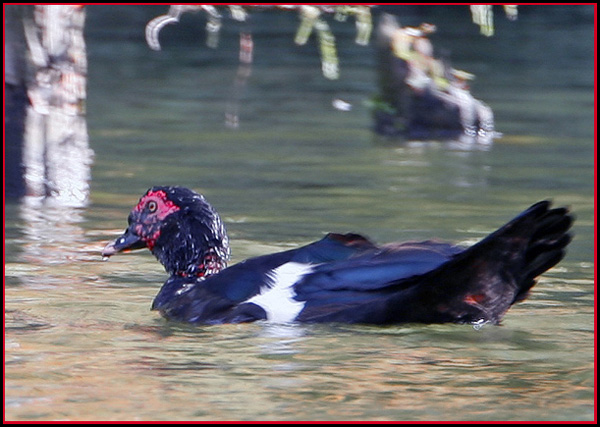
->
[128,189,181,250]
[103,189,181,257]
[102,186,230,277]
[134,189,181,221]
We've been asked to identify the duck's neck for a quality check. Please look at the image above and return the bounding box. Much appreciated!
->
[149,203,231,278]
[152,233,230,278]
[174,248,228,278]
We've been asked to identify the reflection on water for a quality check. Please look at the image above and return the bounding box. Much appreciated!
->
[5,5,595,422]
[18,197,90,266]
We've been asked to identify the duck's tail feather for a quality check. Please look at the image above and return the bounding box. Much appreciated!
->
[515,205,573,302]
[390,200,574,324]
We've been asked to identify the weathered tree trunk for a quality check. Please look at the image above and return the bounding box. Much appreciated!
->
[372,14,495,143]
[5,5,93,206]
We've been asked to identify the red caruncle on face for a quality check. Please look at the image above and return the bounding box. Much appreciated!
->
[131,190,181,249]
[134,190,181,220]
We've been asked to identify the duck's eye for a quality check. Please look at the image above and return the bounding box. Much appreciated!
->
[147,200,158,213]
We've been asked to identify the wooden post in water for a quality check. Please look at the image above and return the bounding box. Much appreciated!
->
[5,5,93,206]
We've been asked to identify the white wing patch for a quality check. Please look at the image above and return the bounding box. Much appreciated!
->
[247,262,313,323]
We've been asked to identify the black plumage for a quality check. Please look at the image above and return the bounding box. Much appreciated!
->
[103,187,573,325]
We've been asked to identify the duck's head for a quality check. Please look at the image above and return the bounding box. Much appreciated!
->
[102,186,230,277]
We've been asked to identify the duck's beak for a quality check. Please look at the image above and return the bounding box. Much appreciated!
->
[102,228,147,258]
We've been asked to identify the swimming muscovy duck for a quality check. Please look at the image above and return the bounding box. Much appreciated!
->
[102,186,573,325]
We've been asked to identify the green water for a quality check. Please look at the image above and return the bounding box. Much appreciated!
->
[4,6,595,421]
